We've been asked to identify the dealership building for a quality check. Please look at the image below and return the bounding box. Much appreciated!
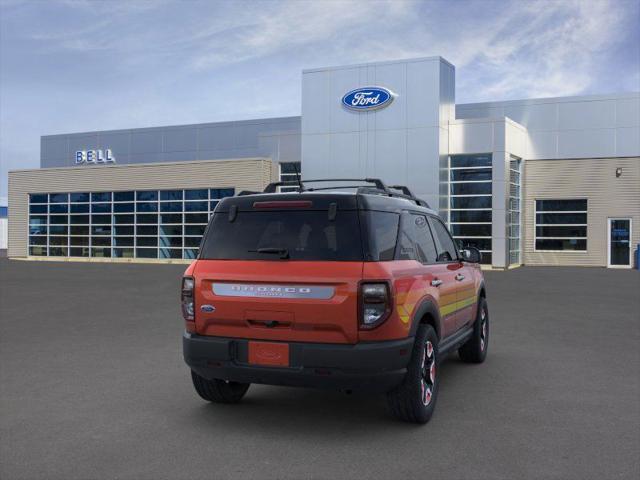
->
[7,56,640,268]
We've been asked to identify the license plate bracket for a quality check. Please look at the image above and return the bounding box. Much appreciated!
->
[248,341,290,367]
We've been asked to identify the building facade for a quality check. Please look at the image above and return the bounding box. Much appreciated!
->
[7,56,640,268]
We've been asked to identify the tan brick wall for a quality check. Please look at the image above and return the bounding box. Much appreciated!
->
[523,157,640,266]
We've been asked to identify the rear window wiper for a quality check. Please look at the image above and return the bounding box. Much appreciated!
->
[249,247,290,259]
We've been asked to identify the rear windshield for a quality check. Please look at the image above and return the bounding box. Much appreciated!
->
[199,210,364,261]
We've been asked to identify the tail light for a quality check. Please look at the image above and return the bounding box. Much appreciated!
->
[181,276,195,321]
[359,282,392,330]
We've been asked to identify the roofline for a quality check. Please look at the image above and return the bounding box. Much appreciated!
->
[8,157,271,174]
[458,91,640,109]
[41,115,301,139]
[303,55,454,74]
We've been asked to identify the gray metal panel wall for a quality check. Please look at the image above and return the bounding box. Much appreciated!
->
[523,157,640,266]
[8,159,275,258]
[456,93,640,160]
[301,56,455,214]
[41,117,301,168]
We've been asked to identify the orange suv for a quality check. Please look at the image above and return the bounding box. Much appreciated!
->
[182,179,488,423]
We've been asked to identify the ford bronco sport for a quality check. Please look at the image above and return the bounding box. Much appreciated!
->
[182,178,488,423]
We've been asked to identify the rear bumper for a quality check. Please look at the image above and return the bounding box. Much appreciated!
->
[183,332,414,393]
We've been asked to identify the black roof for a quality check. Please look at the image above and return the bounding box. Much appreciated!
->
[216,190,437,216]
[224,178,437,215]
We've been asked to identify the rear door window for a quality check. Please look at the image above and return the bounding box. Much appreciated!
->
[397,213,437,263]
[428,216,458,262]
[412,215,438,263]
[200,210,363,261]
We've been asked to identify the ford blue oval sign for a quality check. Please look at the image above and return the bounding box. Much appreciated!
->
[342,86,395,111]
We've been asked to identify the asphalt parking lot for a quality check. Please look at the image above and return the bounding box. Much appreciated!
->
[1,259,639,480]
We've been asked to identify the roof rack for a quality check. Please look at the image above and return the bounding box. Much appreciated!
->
[263,182,297,193]
[387,185,431,208]
[262,178,430,208]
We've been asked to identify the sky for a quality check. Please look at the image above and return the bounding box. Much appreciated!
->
[1,0,639,202]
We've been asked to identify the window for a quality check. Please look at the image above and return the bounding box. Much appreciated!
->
[91,192,111,202]
[508,157,522,265]
[200,210,363,261]
[278,162,302,192]
[71,204,90,213]
[397,214,437,263]
[114,191,135,202]
[535,199,587,251]
[29,194,47,204]
[49,204,68,213]
[185,189,208,200]
[136,190,158,201]
[50,193,69,203]
[362,211,399,261]
[428,217,458,262]
[30,204,47,214]
[160,190,183,201]
[70,192,90,202]
[449,154,492,263]
[27,188,235,260]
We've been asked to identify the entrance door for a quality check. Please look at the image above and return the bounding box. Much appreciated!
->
[607,218,632,268]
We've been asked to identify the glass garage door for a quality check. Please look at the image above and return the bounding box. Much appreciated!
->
[28,188,234,260]
[449,154,492,264]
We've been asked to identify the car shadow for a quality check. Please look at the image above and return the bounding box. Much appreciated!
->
[180,354,476,436]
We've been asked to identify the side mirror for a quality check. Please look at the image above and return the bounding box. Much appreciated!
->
[460,246,482,264]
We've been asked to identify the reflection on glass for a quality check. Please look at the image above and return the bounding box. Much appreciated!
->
[27,187,233,259]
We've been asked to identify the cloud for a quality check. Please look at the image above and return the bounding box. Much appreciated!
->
[180,0,636,100]
[0,0,638,199]
[460,0,632,99]
[7,0,635,93]
[186,1,415,70]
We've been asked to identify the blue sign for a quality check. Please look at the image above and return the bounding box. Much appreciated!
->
[342,86,395,111]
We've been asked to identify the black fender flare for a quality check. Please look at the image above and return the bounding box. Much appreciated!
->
[473,280,487,323]
[409,297,443,340]
[478,280,487,299]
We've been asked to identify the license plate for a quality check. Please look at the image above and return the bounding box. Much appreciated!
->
[248,341,290,367]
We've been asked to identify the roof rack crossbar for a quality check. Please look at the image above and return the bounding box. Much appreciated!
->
[261,177,429,208]
[305,185,384,192]
[388,185,430,208]
[263,181,298,193]
[263,178,390,194]
[302,178,390,192]
[388,185,413,197]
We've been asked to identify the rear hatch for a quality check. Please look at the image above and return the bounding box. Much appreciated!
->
[193,194,364,344]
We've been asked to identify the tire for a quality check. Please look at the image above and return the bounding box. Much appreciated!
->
[458,297,489,363]
[190,370,250,404]
[386,325,439,424]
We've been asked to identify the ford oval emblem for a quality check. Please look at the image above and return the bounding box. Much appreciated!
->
[200,304,215,312]
[342,86,395,111]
